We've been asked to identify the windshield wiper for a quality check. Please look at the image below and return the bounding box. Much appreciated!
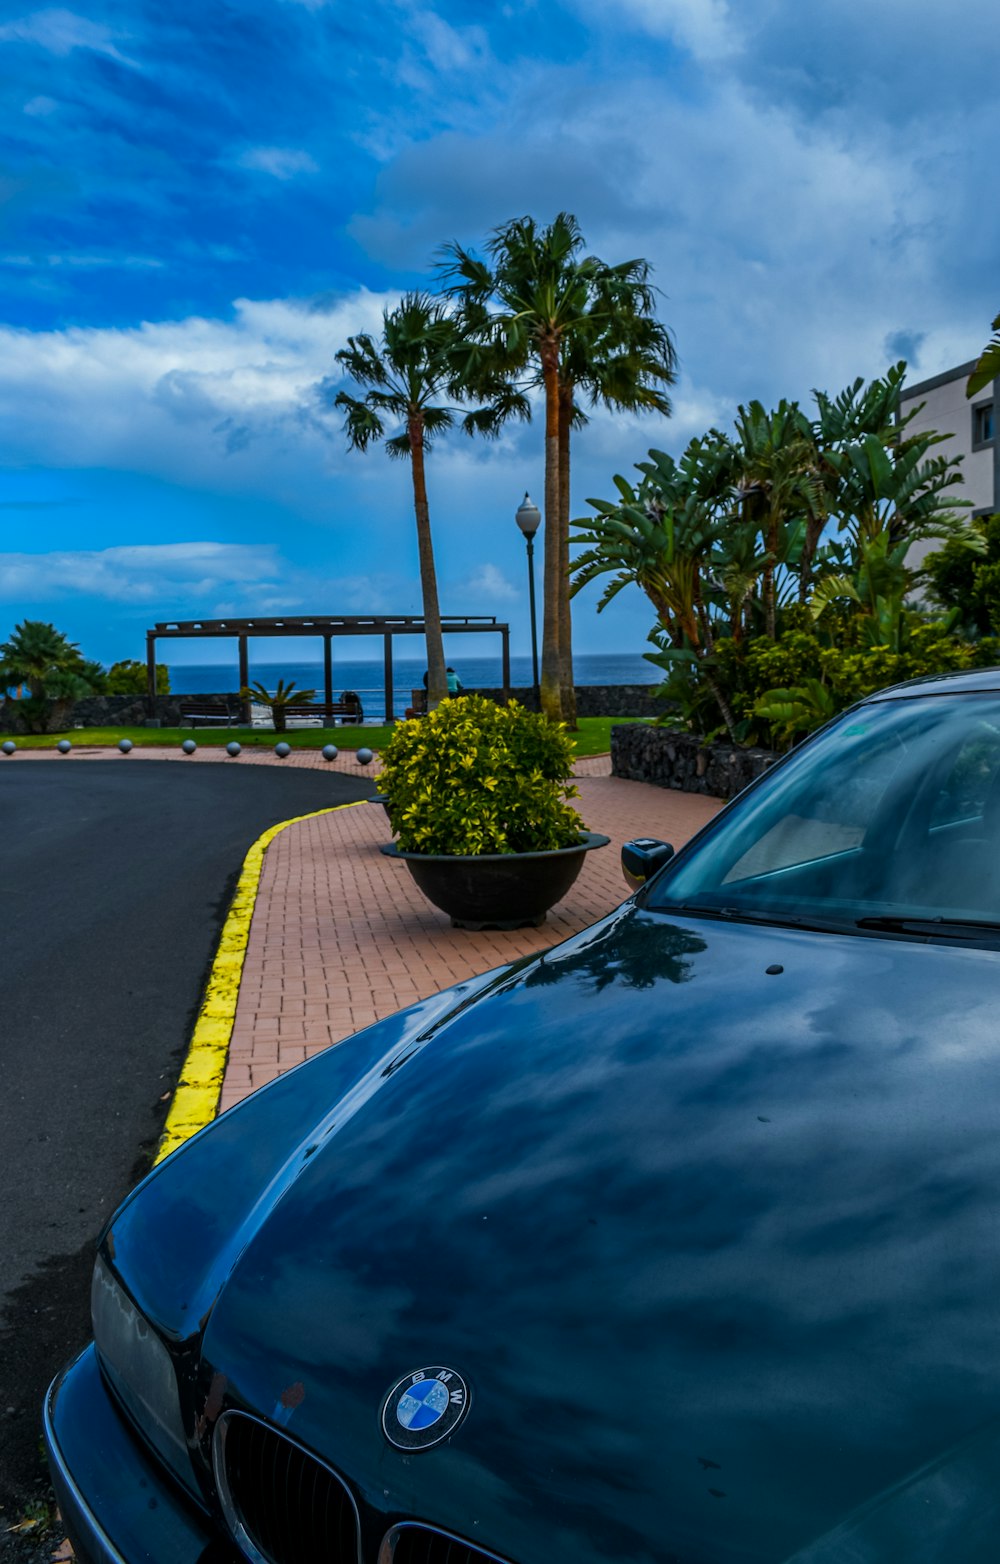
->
[661,904,853,935]
[856,915,1000,941]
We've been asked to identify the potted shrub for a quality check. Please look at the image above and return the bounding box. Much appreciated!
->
[377,695,609,928]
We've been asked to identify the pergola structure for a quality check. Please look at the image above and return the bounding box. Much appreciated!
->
[145,614,511,724]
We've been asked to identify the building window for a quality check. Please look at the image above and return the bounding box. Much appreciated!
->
[972,401,995,449]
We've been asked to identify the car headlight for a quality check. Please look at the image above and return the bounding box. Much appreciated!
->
[91,1256,193,1487]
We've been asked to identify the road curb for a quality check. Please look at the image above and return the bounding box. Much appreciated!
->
[154,800,367,1165]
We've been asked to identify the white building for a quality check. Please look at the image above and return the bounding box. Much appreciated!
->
[899,360,997,517]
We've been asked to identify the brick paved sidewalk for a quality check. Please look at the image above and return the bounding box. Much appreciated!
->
[219,772,722,1111]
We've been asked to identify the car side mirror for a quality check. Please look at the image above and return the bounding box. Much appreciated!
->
[621,838,675,893]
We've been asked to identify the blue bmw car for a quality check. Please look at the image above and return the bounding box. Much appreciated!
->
[46,670,1000,1563]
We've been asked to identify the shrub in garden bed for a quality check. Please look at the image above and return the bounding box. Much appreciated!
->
[377,695,584,855]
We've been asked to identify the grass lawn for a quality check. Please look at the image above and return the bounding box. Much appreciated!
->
[4,715,647,759]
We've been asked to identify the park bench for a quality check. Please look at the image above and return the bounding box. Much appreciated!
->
[276,698,364,728]
[179,701,236,727]
[180,695,365,729]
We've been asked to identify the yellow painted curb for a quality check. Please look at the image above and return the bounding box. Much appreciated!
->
[154,800,367,1165]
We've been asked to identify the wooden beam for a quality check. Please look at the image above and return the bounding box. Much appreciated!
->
[383,632,394,724]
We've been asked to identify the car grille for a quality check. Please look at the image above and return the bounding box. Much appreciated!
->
[216,1411,359,1563]
[390,1527,508,1564]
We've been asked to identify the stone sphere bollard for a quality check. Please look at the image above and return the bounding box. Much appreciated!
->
[274,742,291,758]
[118,738,133,754]
[322,744,338,762]
[226,741,242,757]
[181,738,197,755]
[1,740,15,756]
[356,747,374,766]
[57,739,72,754]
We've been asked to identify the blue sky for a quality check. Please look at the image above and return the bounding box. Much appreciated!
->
[0,0,997,668]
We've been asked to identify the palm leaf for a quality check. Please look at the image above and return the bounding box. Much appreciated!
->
[968,314,1000,398]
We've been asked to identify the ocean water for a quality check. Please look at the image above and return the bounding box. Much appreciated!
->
[167,651,658,721]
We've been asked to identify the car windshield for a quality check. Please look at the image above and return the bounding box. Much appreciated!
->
[645,692,1000,942]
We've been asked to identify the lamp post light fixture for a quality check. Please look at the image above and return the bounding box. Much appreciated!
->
[515,491,541,703]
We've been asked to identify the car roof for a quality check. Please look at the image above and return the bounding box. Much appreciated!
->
[861,666,1000,702]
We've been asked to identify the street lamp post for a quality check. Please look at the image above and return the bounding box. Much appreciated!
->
[515,492,541,705]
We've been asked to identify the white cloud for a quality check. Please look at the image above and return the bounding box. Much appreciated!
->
[351,57,994,419]
[0,542,281,604]
[0,9,137,65]
[590,0,739,59]
[406,12,490,75]
[455,562,519,603]
[236,147,320,180]
[0,289,394,495]
[1,252,164,269]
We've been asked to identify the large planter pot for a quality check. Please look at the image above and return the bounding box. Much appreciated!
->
[380,831,611,930]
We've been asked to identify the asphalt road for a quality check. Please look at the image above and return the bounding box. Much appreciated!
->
[0,760,373,1537]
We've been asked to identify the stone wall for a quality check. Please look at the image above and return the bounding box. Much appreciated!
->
[0,692,244,733]
[1,683,664,733]
[611,723,780,799]
[474,683,664,718]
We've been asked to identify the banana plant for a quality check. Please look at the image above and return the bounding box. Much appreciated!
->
[824,428,970,552]
[753,678,840,747]
[572,437,741,736]
[731,399,824,637]
[967,312,1000,398]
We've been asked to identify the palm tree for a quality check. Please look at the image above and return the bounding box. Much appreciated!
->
[440,214,674,725]
[0,619,103,731]
[334,295,495,709]
[239,679,317,733]
[968,313,1000,398]
[554,286,676,722]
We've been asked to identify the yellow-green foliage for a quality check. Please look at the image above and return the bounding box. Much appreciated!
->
[378,695,584,855]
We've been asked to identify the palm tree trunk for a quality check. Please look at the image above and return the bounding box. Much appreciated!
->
[540,344,563,723]
[557,383,577,729]
[764,511,778,639]
[703,668,740,742]
[408,415,448,708]
[798,510,827,602]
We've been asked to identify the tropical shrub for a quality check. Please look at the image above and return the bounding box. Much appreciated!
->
[107,658,170,695]
[745,624,999,748]
[576,359,986,746]
[79,660,109,694]
[646,619,1000,751]
[377,695,583,855]
[924,516,1000,637]
[0,620,104,731]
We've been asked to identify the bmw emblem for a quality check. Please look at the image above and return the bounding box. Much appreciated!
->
[381,1366,470,1452]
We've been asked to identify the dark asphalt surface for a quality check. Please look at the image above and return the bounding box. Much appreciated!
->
[0,760,373,1540]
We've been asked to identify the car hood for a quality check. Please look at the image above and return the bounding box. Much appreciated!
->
[113,906,1000,1563]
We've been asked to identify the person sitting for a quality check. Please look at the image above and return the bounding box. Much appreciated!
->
[341,690,364,723]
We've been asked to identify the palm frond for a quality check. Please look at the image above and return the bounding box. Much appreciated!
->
[968,313,1000,398]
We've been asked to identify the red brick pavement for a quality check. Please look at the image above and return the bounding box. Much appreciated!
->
[219,766,721,1110]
